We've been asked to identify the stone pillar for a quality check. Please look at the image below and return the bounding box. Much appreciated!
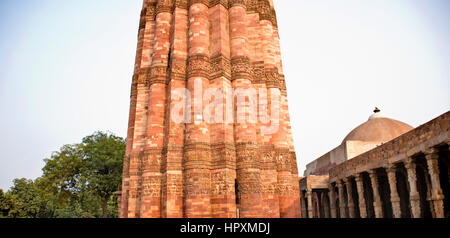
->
[425,148,445,218]
[300,191,308,218]
[328,184,337,218]
[355,173,367,218]
[404,158,421,218]
[336,180,347,218]
[307,190,313,218]
[368,170,383,218]
[386,165,402,218]
[323,192,330,218]
[344,177,356,218]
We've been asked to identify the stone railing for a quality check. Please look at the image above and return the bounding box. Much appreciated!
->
[329,111,449,181]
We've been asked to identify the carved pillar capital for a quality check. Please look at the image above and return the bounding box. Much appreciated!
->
[404,157,416,170]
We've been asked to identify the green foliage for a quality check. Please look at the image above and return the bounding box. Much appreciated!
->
[6,179,47,218]
[0,189,13,217]
[3,131,125,218]
[80,132,125,217]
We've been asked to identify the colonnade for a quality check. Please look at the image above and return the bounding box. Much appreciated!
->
[301,144,449,218]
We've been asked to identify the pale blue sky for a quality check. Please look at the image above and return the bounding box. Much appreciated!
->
[0,0,449,190]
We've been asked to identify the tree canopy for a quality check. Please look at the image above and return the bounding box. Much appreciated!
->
[1,131,125,218]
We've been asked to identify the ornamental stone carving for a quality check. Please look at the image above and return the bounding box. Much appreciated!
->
[210,54,232,80]
[188,54,211,79]
[231,56,252,81]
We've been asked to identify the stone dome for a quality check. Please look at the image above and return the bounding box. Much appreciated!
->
[342,108,414,144]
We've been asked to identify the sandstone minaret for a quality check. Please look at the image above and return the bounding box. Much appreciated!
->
[119,0,300,218]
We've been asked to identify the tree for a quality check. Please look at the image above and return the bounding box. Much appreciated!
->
[41,144,84,211]
[80,131,125,218]
[3,131,125,218]
[7,179,47,218]
[0,189,13,217]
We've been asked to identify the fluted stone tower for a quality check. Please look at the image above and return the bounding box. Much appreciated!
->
[119,0,300,218]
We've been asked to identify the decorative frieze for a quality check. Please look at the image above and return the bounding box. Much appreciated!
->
[275,148,291,172]
[265,67,279,88]
[290,152,298,174]
[209,0,229,9]
[251,61,265,84]
[229,0,247,8]
[175,0,189,9]
[183,143,212,170]
[259,145,275,170]
[169,58,187,81]
[150,66,168,85]
[211,142,237,170]
[188,54,211,79]
[184,172,211,195]
[231,56,252,81]
[156,0,173,15]
[211,171,235,195]
[236,143,259,169]
[237,172,262,194]
[257,0,272,22]
[141,175,162,197]
[190,0,210,7]
[210,54,232,80]
[142,148,164,173]
[146,3,157,18]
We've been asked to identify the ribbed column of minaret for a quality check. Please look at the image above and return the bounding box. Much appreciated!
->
[161,0,188,218]
[124,0,157,218]
[276,29,301,218]
[208,1,237,218]
[140,0,173,218]
[230,0,263,218]
[257,75,280,217]
[260,0,300,218]
[183,0,212,218]
[244,2,280,218]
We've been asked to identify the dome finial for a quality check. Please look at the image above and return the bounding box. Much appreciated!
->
[369,107,383,120]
